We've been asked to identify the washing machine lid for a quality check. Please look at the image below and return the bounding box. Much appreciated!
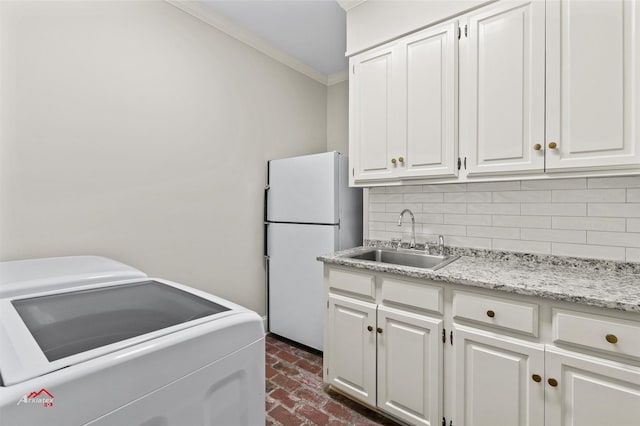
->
[0,278,238,386]
[0,256,147,298]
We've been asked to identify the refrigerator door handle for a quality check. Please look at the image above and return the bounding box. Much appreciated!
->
[264,184,270,222]
[264,252,270,332]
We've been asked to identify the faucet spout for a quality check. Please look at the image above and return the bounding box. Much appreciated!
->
[398,209,416,248]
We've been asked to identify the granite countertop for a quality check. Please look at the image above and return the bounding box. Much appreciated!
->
[318,244,640,313]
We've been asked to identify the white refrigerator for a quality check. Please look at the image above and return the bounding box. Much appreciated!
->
[265,152,362,351]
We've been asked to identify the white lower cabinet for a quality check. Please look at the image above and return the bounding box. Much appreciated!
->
[454,326,545,426]
[378,306,443,425]
[326,294,377,406]
[545,346,640,426]
[325,268,444,425]
[323,264,640,426]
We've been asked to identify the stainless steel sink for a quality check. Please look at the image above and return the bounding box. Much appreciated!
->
[346,249,459,271]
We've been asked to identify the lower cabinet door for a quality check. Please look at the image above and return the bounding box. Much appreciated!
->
[545,346,640,426]
[377,305,443,426]
[327,294,377,406]
[454,325,545,426]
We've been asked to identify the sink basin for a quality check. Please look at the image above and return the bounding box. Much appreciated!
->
[346,249,459,271]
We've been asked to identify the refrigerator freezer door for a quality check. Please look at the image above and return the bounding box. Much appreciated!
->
[267,223,338,351]
[267,152,339,224]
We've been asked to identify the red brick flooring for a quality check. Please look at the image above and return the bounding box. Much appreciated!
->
[265,334,400,426]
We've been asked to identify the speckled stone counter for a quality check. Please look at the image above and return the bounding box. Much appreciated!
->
[318,243,640,313]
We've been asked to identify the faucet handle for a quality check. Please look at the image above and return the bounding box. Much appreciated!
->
[390,238,402,249]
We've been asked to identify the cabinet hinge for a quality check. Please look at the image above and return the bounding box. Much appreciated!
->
[457,27,461,40]
[450,330,454,345]
[457,157,462,170]
[442,417,446,426]
[465,24,468,37]
[442,329,446,344]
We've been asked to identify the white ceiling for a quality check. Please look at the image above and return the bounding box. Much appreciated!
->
[200,0,348,76]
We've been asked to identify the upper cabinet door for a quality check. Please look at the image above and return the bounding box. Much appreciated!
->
[463,0,546,175]
[350,44,399,183]
[399,21,459,179]
[546,0,640,171]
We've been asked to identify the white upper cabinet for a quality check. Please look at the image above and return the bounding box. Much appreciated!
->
[399,21,459,180]
[348,0,640,185]
[350,21,459,184]
[350,44,398,182]
[545,0,640,171]
[463,0,546,175]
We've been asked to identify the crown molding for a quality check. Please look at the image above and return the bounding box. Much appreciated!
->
[327,70,348,86]
[166,0,330,85]
[336,1,368,12]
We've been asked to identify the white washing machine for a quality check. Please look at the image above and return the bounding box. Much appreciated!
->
[0,256,265,426]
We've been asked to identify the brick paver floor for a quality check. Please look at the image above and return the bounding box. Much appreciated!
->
[265,334,400,426]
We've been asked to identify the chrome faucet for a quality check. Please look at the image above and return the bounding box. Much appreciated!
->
[397,209,416,248]
[427,235,446,256]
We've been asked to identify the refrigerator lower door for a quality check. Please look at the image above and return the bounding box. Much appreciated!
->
[267,223,338,351]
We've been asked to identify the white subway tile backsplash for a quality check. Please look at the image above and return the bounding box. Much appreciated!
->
[386,203,423,213]
[468,203,521,215]
[492,239,551,254]
[497,215,551,228]
[422,203,467,214]
[391,185,423,193]
[521,178,586,190]
[404,192,444,203]
[522,203,586,216]
[369,193,403,203]
[388,222,423,233]
[552,216,626,232]
[628,219,640,233]
[467,181,520,191]
[552,243,626,262]
[628,189,640,202]
[369,212,401,222]
[588,203,640,217]
[467,226,520,239]
[444,192,492,203]
[414,213,444,224]
[368,187,387,194]
[369,203,386,213]
[444,214,492,226]
[368,178,639,262]
[370,221,386,231]
[420,224,467,237]
[551,189,626,203]
[446,236,493,249]
[627,248,640,262]
[493,190,551,203]
[424,183,466,192]
[588,176,640,188]
[521,228,586,244]
[587,231,640,248]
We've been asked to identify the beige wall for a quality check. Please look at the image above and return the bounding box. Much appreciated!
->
[326,80,349,155]
[0,0,328,315]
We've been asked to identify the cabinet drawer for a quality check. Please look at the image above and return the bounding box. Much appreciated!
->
[453,291,539,336]
[553,309,640,361]
[328,268,376,299]
[381,276,443,314]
